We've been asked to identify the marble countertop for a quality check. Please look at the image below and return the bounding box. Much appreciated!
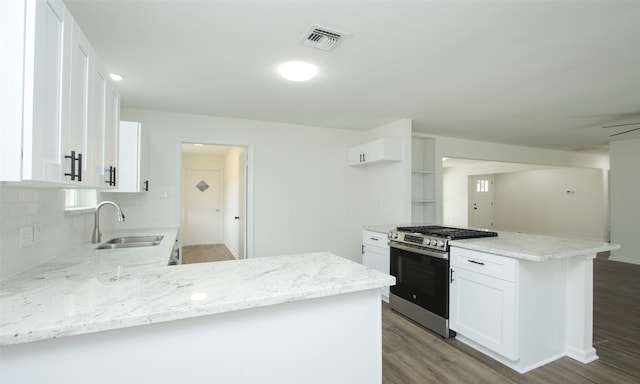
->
[450,230,620,262]
[362,224,397,234]
[0,228,395,346]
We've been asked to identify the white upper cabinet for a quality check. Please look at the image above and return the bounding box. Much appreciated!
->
[0,0,120,187]
[114,121,149,193]
[347,138,402,166]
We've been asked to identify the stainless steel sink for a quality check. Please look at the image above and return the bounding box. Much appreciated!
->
[104,235,164,244]
[96,235,164,250]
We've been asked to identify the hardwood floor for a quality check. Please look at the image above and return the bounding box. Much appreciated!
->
[382,255,640,384]
[182,244,235,264]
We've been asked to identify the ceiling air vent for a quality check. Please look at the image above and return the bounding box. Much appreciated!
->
[301,24,349,51]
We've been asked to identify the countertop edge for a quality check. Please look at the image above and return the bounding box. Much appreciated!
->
[1,249,394,346]
[450,232,621,261]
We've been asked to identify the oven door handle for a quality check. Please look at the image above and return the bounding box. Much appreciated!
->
[389,242,449,260]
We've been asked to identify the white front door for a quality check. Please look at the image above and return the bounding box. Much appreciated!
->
[183,168,223,246]
[469,175,494,229]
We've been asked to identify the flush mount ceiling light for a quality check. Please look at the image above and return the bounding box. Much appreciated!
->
[277,61,318,82]
[109,73,124,81]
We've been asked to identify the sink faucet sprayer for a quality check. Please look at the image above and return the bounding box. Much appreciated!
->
[92,201,125,243]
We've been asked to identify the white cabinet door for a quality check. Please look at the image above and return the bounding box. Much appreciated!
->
[66,19,90,185]
[347,143,367,165]
[103,82,120,188]
[450,266,517,360]
[114,121,149,193]
[88,47,109,187]
[362,230,390,302]
[0,0,26,180]
[363,246,390,302]
[21,0,72,184]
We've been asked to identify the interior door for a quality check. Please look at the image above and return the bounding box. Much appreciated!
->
[469,175,495,229]
[183,168,223,246]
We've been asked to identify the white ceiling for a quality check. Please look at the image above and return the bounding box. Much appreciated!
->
[65,0,640,151]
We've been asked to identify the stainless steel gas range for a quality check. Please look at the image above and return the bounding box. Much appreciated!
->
[388,225,498,338]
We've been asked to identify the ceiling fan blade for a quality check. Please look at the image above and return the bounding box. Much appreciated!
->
[609,127,640,137]
[602,122,640,129]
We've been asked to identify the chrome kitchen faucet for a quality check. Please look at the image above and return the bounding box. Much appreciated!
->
[92,201,125,243]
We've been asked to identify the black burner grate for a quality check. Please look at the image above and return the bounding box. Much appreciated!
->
[396,226,497,239]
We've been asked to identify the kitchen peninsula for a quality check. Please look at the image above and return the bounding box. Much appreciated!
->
[0,228,395,384]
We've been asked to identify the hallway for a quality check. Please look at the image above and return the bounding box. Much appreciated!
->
[182,244,235,264]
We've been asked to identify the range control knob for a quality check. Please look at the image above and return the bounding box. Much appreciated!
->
[388,232,398,240]
[437,240,445,248]
[424,239,431,245]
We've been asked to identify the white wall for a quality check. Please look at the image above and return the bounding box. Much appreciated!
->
[357,118,413,226]
[0,188,95,280]
[609,139,640,265]
[493,168,608,240]
[104,109,412,263]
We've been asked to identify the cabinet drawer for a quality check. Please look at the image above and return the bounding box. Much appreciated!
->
[362,230,389,248]
[450,247,517,282]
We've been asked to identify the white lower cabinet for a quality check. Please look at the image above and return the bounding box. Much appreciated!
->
[450,263,517,360]
[362,230,390,302]
[449,246,567,373]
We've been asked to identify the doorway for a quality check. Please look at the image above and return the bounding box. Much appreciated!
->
[180,143,250,261]
[468,175,494,229]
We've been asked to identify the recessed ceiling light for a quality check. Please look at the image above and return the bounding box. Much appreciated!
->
[277,61,318,82]
[109,73,124,81]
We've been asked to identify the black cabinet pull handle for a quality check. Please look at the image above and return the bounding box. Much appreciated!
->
[450,269,455,283]
[112,166,116,186]
[105,166,116,186]
[64,151,76,180]
[76,153,82,181]
[468,259,485,266]
[64,151,82,181]
[144,180,149,191]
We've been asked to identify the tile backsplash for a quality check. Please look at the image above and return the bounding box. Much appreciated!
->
[0,187,94,281]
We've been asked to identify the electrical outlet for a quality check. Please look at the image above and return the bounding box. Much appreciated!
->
[19,226,34,248]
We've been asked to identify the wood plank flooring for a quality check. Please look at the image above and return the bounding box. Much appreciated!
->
[182,244,235,264]
[382,254,640,384]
